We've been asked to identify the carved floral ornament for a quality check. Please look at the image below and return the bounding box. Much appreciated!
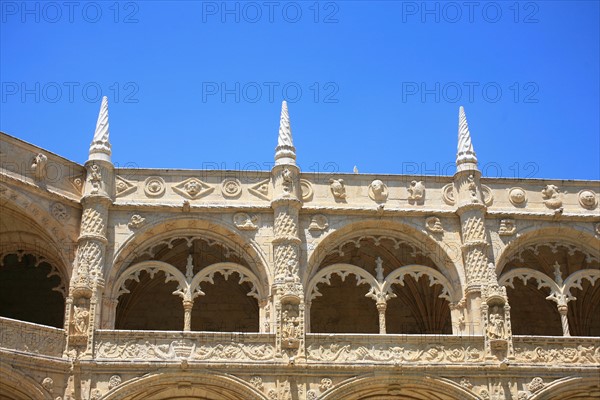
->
[50,202,69,222]
[221,177,242,198]
[144,176,165,197]
[128,214,146,230]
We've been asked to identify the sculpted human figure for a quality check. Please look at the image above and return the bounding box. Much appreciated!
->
[72,305,89,335]
[487,307,505,340]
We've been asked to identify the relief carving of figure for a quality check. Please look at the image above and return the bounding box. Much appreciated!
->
[88,164,102,194]
[31,153,48,180]
[467,174,478,202]
[542,184,563,209]
[487,306,506,340]
[72,305,90,335]
[329,178,347,200]
[369,179,388,202]
[282,168,293,194]
[408,180,425,203]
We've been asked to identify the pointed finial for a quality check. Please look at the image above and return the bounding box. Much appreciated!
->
[456,106,478,166]
[353,166,359,174]
[89,96,112,162]
[275,101,296,165]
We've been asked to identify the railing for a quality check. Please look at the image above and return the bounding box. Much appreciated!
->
[513,336,600,366]
[305,333,486,364]
[95,330,276,362]
[0,317,65,358]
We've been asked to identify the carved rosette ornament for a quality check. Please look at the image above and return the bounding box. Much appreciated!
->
[51,202,69,222]
[144,176,166,197]
[108,375,122,389]
[442,183,456,205]
[221,177,242,198]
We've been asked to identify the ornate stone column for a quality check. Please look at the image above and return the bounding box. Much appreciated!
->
[454,106,492,336]
[65,97,114,360]
[454,107,513,359]
[271,101,305,361]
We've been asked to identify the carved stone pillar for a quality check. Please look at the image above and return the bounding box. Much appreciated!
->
[376,301,387,334]
[271,101,305,360]
[65,97,114,360]
[557,304,571,337]
[183,300,193,331]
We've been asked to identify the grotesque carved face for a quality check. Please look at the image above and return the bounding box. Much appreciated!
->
[510,188,526,205]
[580,190,596,207]
[371,180,384,193]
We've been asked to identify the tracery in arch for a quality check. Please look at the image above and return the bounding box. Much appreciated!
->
[308,235,457,334]
[499,242,600,336]
[113,237,264,332]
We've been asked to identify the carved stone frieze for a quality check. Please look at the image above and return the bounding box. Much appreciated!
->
[0,318,65,357]
[513,338,600,365]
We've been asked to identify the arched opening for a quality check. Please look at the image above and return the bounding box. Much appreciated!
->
[115,270,183,330]
[112,235,264,332]
[568,279,600,336]
[310,274,378,334]
[499,241,600,336]
[308,233,456,334]
[506,279,562,336]
[191,272,259,332]
[0,253,64,328]
[386,276,451,334]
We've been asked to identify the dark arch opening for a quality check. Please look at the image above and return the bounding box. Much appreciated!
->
[568,279,600,336]
[310,274,378,333]
[191,272,259,332]
[115,270,183,330]
[0,253,64,328]
[386,276,452,334]
[507,279,562,336]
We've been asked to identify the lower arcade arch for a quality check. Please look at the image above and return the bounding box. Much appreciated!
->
[102,372,267,400]
[0,363,51,400]
[529,377,600,400]
[319,375,478,400]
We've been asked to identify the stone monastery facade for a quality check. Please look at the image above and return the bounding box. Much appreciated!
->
[0,99,599,400]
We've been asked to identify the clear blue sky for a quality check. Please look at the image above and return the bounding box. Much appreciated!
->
[1,1,599,180]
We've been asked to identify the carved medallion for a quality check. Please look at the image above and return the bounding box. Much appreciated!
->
[528,377,545,393]
[442,183,455,205]
[329,178,347,201]
[368,179,388,202]
[233,212,258,230]
[221,178,242,198]
[481,185,493,206]
[173,178,214,199]
[300,179,313,201]
[41,377,53,393]
[144,177,166,197]
[69,174,85,194]
[509,187,527,207]
[578,190,597,209]
[50,203,69,221]
[108,375,122,389]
